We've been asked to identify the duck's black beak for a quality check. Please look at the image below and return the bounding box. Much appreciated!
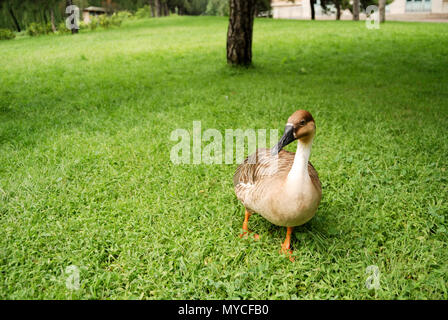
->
[271,125,295,155]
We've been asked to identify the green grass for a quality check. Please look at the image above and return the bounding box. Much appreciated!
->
[1,16,447,299]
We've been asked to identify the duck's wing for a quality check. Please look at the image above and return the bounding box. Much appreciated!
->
[307,161,322,193]
[233,149,321,191]
[233,149,295,187]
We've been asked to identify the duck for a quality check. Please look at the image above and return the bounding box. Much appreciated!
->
[233,110,322,260]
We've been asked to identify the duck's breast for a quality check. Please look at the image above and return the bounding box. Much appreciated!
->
[259,177,319,227]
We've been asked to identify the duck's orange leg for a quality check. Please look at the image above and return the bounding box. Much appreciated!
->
[280,227,294,262]
[240,209,259,240]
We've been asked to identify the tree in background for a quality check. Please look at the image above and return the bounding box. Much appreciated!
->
[226,0,256,65]
[183,0,208,15]
[0,0,269,31]
[38,0,61,32]
[0,0,152,30]
[310,0,316,20]
[254,0,271,16]
[359,0,392,12]
[379,0,386,22]
[206,0,229,16]
[206,0,270,17]
[320,0,390,20]
[155,0,162,16]
[352,0,360,21]
[0,0,78,31]
[320,0,350,20]
[0,0,22,32]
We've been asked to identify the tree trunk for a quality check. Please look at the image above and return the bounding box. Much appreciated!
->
[310,0,315,20]
[8,8,21,32]
[149,0,156,17]
[43,10,48,24]
[226,0,256,66]
[352,0,360,21]
[379,0,386,23]
[163,2,169,16]
[50,9,56,32]
[336,2,341,20]
[154,0,161,17]
[106,0,113,14]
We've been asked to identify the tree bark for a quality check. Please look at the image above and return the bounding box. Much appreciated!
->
[379,0,386,23]
[149,0,156,17]
[226,0,256,66]
[50,9,56,32]
[154,0,161,17]
[43,10,48,24]
[310,0,315,20]
[163,1,169,16]
[336,2,341,20]
[8,8,21,32]
[352,0,360,21]
[106,0,112,14]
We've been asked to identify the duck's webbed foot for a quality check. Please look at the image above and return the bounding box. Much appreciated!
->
[239,209,260,240]
[279,226,295,262]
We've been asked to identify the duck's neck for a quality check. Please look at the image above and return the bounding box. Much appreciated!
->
[286,139,313,185]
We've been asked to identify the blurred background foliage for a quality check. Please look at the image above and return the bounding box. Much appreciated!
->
[0,0,271,31]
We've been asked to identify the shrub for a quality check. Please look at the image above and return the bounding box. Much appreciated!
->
[116,10,133,20]
[57,22,71,34]
[27,22,52,37]
[110,13,123,27]
[57,11,129,35]
[88,16,99,30]
[206,0,229,16]
[79,21,88,30]
[110,11,132,26]
[97,13,125,29]
[98,14,111,28]
[0,28,15,40]
[135,5,152,19]
[26,23,39,36]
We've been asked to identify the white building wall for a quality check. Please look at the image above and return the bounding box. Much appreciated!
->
[377,0,448,14]
[302,0,311,18]
[272,1,310,19]
[389,0,406,14]
[273,5,301,19]
[272,0,448,18]
[432,0,448,13]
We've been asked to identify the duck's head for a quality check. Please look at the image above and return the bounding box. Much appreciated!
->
[272,110,316,155]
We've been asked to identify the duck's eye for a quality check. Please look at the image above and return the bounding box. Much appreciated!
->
[299,120,306,126]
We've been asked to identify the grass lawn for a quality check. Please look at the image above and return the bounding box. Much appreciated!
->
[0,16,447,299]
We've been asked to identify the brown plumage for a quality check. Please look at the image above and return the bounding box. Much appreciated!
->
[233,110,322,261]
[233,149,321,198]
